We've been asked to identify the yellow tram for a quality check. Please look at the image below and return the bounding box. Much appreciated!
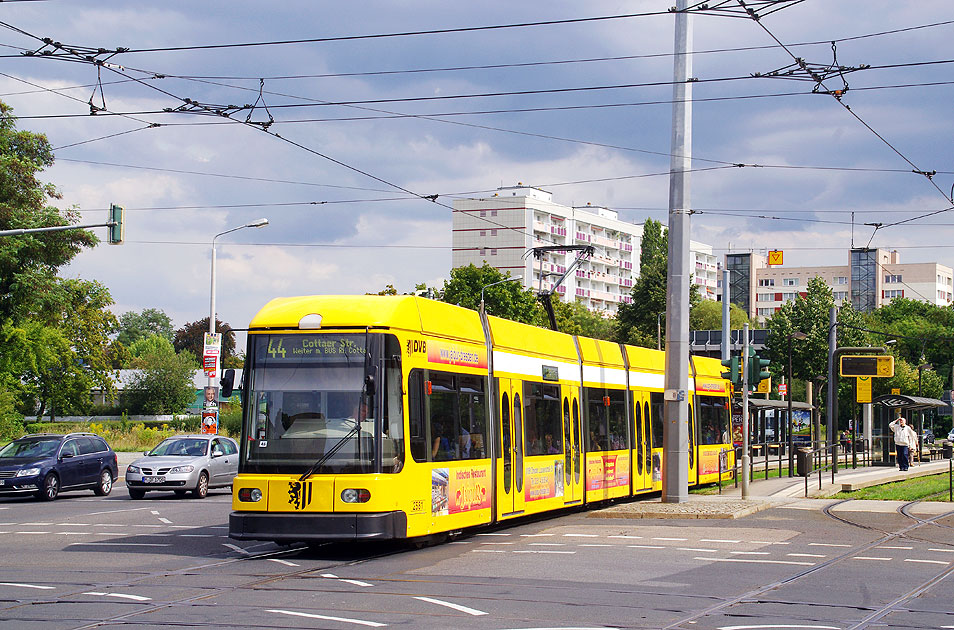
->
[229,295,734,542]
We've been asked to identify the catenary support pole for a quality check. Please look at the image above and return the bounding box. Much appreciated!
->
[663,0,693,503]
[741,323,750,499]
[721,269,730,362]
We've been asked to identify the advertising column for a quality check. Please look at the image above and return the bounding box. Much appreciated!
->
[202,333,221,434]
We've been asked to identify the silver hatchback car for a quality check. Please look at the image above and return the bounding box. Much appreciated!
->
[125,435,238,499]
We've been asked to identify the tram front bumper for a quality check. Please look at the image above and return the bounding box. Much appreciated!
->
[229,510,408,542]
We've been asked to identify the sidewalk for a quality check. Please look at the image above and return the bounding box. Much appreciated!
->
[591,457,954,520]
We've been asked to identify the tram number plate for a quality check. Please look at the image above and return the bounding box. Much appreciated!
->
[143,476,165,483]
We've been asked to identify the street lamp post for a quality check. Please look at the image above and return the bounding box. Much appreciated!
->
[209,219,269,402]
[787,331,807,476]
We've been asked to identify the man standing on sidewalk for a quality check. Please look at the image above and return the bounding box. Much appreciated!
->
[888,415,917,471]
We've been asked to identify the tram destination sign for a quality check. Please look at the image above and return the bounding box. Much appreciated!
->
[839,355,894,378]
[260,334,366,361]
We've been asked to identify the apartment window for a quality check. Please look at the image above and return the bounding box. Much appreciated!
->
[782,278,798,287]
[480,210,486,217]
[756,293,775,302]
[491,229,498,236]
[479,248,486,256]
[479,230,486,237]
[885,274,902,284]
[757,308,775,317]
[490,249,497,256]
[833,291,849,301]
[491,210,498,217]
[758,279,775,287]
[834,276,848,285]
[782,292,797,301]
[884,289,904,299]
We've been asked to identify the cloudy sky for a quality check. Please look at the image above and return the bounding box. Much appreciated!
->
[2,0,953,341]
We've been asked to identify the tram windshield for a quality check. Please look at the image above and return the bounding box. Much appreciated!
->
[240,332,404,474]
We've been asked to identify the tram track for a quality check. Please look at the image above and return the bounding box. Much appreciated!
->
[662,500,954,630]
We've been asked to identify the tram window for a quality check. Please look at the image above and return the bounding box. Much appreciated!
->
[650,392,664,449]
[698,395,728,445]
[606,389,628,450]
[457,375,486,460]
[523,382,562,456]
[634,395,643,474]
[383,338,405,473]
[501,390,511,492]
[562,398,571,484]
[688,402,695,468]
[584,387,606,452]
[408,371,427,463]
[572,399,581,483]
[643,401,652,472]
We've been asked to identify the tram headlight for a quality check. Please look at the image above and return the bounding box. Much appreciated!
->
[238,487,263,502]
[341,488,371,503]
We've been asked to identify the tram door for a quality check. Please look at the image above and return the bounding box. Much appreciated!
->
[688,397,698,485]
[562,387,584,504]
[632,391,652,492]
[496,378,525,517]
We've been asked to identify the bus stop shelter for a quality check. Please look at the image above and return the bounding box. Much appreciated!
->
[872,394,947,466]
[732,398,814,452]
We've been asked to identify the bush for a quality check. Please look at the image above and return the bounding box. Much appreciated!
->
[219,405,242,438]
[0,389,25,442]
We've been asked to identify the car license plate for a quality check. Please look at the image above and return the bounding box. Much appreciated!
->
[143,476,165,484]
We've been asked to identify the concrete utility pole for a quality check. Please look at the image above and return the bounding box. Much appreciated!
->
[741,323,751,499]
[663,0,693,503]
[721,269,730,362]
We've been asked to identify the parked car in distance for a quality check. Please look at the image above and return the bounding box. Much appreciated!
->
[922,429,935,444]
[125,435,238,499]
[948,428,954,442]
[0,433,118,501]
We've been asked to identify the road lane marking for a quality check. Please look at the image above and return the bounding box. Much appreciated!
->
[521,533,554,537]
[717,625,839,630]
[930,548,954,553]
[628,545,664,549]
[730,551,770,555]
[563,533,598,538]
[320,573,373,587]
[877,545,913,550]
[414,596,488,616]
[609,535,642,539]
[653,537,688,541]
[16,531,51,535]
[904,558,949,565]
[83,592,151,601]
[473,549,507,553]
[21,522,53,526]
[68,542,171,547]
[150,511,160,515]
[84,507,150,516]
[476,532,511,536]
[854,557,891,561]
[513,550,575,554]
[158,518,172,524]
[268,609,386,627]
[700,539,739,543]
[700,558,815,566]
[809,543,850,547]
[480,541,515,545]
[179,534,213,538]
[679,548,717,553]
[267,559,299,567]
[0,582,55,590]
[787,553,826,558]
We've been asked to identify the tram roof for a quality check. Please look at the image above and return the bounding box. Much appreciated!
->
[248,295,485,344]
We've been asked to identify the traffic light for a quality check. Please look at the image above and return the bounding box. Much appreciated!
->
[108,204,124,245]
[748,347,771,387]
[721,355,740,386]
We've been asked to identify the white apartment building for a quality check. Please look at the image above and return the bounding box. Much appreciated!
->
[723,249,954,321]
[452,184,718,315]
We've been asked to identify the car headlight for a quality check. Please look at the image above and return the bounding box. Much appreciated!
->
[126,465,140,474]
[16,467,40,477]
[169,465,194,474]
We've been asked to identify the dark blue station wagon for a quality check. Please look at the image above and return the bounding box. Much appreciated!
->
[0,433,119,500]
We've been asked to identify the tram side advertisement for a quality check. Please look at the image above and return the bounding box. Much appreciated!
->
[431,466,491,516]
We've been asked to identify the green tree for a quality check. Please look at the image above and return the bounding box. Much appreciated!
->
[764,276,870,430]
[441,263,538,323]
[173,317,235,362]
[129,333,177,361]
[616,219,667,347]
[690,300,750,331]
[0,102,97,322]
[532,299,615,340]
[867,297,954,390]
[116,308,174,347]
[124,343,198,415]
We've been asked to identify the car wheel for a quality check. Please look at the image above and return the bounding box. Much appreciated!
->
[128,488,145,500]
[174,490,187,498]
[36,473,59,501]
[192,472,209,499]
[94,469,113,496]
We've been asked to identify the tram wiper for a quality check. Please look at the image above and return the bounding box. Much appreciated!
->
[298,420,360,482]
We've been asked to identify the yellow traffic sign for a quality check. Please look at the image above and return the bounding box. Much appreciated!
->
[756,376,771,394]
[768,250,783,266]
[856,376,872,404]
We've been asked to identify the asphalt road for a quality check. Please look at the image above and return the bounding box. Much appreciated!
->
[1,488,953,629]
